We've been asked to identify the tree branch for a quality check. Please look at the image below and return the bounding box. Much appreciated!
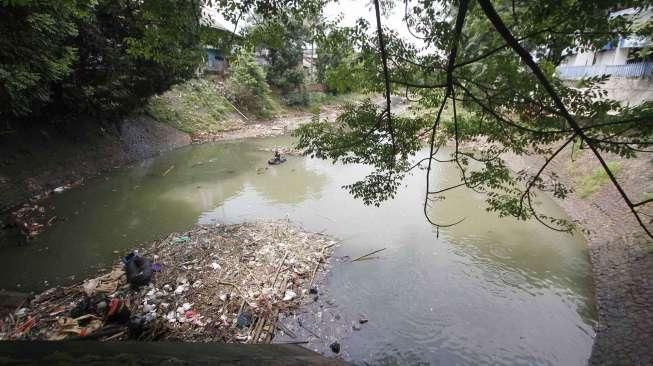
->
[373,0,396,163]
[455,80,570,135]
[633,198,653,208]
[390,79,448,89]
[478,0,653,239]
[421,0,470,230]
[454,27,553,69]
[519,133,577,214]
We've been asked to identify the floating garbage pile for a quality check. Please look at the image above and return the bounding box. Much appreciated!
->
[8,203,49,239]
[0,221,336,343]
[7,179,83,239]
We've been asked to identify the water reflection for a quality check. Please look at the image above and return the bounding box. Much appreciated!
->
[427,156,596,322]
[249,159,327,204]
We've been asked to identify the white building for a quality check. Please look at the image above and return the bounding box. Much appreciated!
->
[555,8,653,104]
[557,35,652,79]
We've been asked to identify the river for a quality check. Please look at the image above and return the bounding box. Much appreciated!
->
[0,135,596,365]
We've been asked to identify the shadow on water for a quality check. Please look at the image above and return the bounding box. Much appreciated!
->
[0,136,596,365]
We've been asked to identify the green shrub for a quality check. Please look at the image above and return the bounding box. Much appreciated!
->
[283,90,310,106]
[309,92,328,104]
[226,50,275,117]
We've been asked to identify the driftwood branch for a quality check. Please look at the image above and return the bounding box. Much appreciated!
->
[351,248,386,262]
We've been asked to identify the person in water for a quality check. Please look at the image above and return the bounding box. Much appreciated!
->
[269,149,285,165]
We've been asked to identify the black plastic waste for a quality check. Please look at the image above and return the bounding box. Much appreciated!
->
[128,315,146,338]
[125,255,153,287]
[330,341,341,354]
[236,312,252,329]
[122,252,136,265]
[70,297,92,318]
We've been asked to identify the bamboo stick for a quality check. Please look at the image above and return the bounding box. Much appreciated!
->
[351,247,386,262]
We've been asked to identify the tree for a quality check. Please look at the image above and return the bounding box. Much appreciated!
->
[295,0,653,238]
[0,0,204,122]
[241,2,327,105]
[244,16,309,102]
[316,26,368,93]
[226,49,275,116]
[0,0,88,118]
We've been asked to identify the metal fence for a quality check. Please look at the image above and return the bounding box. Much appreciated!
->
[556,62,653,79]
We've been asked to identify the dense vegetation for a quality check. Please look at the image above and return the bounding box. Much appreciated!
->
[0,0,358,123]
[1,0,203,123]
[316,26,367,94]
[146,78,238,134]
[225,50,277,117]
[244,16,313,105]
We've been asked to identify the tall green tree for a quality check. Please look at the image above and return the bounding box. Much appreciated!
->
[226,49,275,116]
[295,0,653,238]
[316,26,365,93]
[64,0,203,118]
[0,0,88,118]
[245,16,309,96]
[241,2,326,104]
[0,0,204,122]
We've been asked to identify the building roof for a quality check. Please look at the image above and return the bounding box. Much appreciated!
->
[200,13,238,35]
[202,22,236,35]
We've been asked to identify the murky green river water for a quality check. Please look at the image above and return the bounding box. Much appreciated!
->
[0,136,596,365]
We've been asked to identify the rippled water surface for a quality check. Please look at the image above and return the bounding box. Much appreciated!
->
[0,136,596,365]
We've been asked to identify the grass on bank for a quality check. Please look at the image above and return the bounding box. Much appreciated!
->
[146,79,241,134]
[574,161,622,198]
[147,77,366,135]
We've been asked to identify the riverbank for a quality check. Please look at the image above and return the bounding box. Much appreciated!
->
[0,220,337,344]
[503,148,653,365]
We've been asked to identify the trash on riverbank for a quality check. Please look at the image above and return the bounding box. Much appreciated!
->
[7,178,84,239]
[329,341,341,354]
[0,221,337,343]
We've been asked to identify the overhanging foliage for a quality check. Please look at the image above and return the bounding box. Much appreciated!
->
[293,0,653,238]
